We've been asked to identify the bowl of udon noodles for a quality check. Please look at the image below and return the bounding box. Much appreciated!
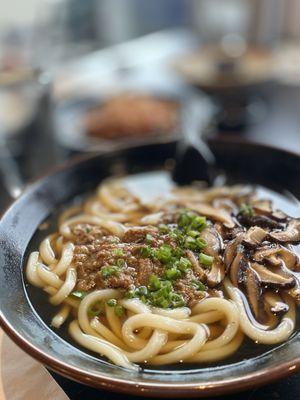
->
[0,139,299,397]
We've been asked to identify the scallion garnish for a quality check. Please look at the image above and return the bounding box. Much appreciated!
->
[158,224,169,233]
[70,290,87,299]
[106,299,117,307]
[177,257,192,272]
[113,248,124,257]
[140,245,151,258]
[146,233,153,243]
[164,268,181,280]
[199,253,214,267]
[239,203,253,218]
[148,275,161,291]
[116,258,125,268]
[191,279,206,291]
[101,265,119,279]
[114,305,125,317]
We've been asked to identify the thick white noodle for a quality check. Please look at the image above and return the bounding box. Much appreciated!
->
[69,320,136,370]
[152,306,191,319]
[36,264,63,288]
[50,267,77,305]
[225,278,295,344]
[51,304,71,328]
[52,242,74,276]
[25,180,298,369]
[39,234,57,265]
[26,252,44,287]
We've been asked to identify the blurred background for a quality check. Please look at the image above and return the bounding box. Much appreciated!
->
[0,0,300,208]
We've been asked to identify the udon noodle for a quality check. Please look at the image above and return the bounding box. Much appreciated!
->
[26,179,300,370]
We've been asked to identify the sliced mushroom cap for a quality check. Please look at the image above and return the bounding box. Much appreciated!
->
[216,222,244,241]
[288,286,300,303]
[252,200,288,222]
[269,219,300,243]
[200,226,223,257]
[253,245,299,270]
[140,211,164,225]
[212,198,238,214]
[186,250,206,281]
[253,215,284,229]
[244,266,266,323]
[271,210,289,222]
[279,246,300,271]
[250,262,296,289]
[187,203,235,229]
[224,233,244,270]
[206,257,225,287]
[229,249,248,287]
[252,199,272,212]
[253,245,282,265]
[242,226,268,248]
[264,291,289,314]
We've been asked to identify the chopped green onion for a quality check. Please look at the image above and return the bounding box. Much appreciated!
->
[177,257,192,272]
[196,238,207,250]
[114,305,125,317]
[172,246,183,258]
[239,203,253,218]
[106,299,117,307]
[146,234,153,243]
[199,253,214,267]
[140,295,147,303]
[184,236,197,250]
[125,286,148,299]
[116,258,125,268]
[159,298,170,308]
[164,268,181,280]
[153,244,172,264]
[140,245,151,258]
[70,290,87,299]
[137,286,148,296]
[187,230,200,238]
[148,275,161,291]
[101,266,119,279]
[191,216,207,231]
[191,279,206,291]
[160,280,172,291]
[124,289,135,299]
[85,226,91,233]
[169,229,180,241]
[170,293,185,307]
[177,210,192,228]
[113,248,124,257]
[158,224,169,233]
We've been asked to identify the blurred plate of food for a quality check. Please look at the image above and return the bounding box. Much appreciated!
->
[54,85,208,153]
[174,44,274,94]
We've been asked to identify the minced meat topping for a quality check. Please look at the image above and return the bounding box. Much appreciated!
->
[72,210,220,308]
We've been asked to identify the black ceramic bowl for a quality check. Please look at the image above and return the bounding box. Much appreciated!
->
[0,139,299,398]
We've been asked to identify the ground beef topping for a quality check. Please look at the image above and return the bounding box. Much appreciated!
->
[71,209,222,308]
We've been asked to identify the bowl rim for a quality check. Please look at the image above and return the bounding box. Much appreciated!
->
[0,138,300,397]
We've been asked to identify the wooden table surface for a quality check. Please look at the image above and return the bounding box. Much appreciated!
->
[0,330,68,400]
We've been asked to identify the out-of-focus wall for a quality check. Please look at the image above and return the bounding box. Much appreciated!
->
[0,0,39,30]
[0,0,300,69]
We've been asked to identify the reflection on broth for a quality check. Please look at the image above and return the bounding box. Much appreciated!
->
[25,172,300,370]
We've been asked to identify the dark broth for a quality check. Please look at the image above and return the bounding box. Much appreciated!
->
[24,172,300,372]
